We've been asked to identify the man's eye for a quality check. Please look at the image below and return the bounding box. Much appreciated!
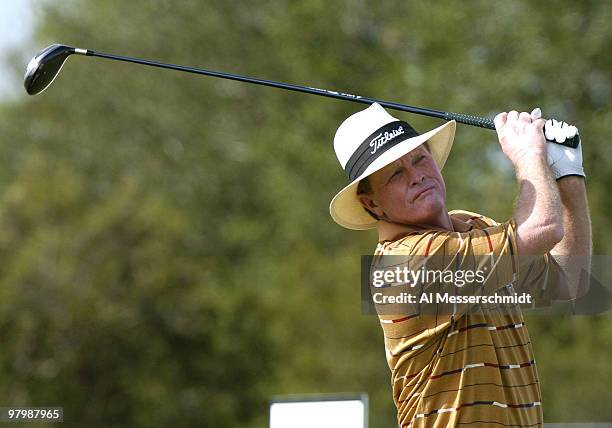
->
[416,155,425,163]
[388,169,401,182]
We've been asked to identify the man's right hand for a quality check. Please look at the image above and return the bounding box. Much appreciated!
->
[494,110,547,170]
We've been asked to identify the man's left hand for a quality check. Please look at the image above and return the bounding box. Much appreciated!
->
[531,108,585,180]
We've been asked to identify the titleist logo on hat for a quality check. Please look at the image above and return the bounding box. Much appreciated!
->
[344,120,419,181]
[370,126,405,154]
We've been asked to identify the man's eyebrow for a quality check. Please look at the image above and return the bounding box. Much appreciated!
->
[382,149,426,179]
[382,163,400,180]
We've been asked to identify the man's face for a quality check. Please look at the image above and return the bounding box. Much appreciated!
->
[358,144,448,226]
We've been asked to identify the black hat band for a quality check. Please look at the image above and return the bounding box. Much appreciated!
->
[343,120,419,182]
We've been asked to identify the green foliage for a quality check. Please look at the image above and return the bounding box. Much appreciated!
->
[0,155,277,427]
[0,0,610,426]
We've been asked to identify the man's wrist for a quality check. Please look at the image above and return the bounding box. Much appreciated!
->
[557,175,585,183]
[514,154,550,180]
[557,175,587,207]
[557,174,586,191]
[553,169,585,181]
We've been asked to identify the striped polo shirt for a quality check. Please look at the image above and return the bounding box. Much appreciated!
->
[372,210,563,428]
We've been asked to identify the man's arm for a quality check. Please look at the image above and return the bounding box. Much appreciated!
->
[513,153,564,255]
[385,110,567,317]
[494,111,564,256]
[550,176,592,299]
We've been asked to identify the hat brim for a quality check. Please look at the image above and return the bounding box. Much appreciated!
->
[329,120,456,230]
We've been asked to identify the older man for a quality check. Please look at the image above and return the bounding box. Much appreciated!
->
[329,103,591,427]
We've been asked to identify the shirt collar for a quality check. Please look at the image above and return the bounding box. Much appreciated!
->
[377,214,472,242]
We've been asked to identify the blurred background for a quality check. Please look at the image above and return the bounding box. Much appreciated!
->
[0,0,611,426]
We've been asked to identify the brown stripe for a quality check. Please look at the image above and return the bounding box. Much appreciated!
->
[398,373,540,398]
[507,234,517,274]
[456,421,541,427]
[403,360,535,385]
[424,235,435,256]
[385,319,512,340]
[483,228,494,252]
[383,313,420,324]
[438,341,532,358]
[420,381,539,400]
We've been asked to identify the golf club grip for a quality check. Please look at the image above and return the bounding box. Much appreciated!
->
[443,111,580,148]
[444,111,494,129]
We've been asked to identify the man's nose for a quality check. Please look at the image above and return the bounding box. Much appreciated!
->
[409,173,425,187]
[398,157,425,186]
[401,166,425,186]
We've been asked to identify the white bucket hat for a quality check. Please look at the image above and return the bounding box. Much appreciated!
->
[329,103,456,230]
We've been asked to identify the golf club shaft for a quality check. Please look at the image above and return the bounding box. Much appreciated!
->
[69,48,578,148]
[82,50,494,130]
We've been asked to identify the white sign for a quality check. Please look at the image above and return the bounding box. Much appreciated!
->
[270,395,367,428]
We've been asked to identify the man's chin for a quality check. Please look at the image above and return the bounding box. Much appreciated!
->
[417,197,445,212]
[409,202,446,223]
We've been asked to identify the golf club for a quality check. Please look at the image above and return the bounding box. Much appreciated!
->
[24,44,580,148]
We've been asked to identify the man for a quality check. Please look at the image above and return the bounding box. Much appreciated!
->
[329,103,591,427]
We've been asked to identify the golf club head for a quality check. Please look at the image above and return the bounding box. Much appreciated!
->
[24,44,76,95]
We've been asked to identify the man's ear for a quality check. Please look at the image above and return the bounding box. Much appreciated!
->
[358,194,384,218]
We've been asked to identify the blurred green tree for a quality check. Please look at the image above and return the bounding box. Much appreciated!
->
[0,0,610,426]
[0,155,277,427]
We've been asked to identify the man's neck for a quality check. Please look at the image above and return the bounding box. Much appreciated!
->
[377,212,473,242]
[397,213,455,231]
[379,211,454,231]
[433,212,454,231]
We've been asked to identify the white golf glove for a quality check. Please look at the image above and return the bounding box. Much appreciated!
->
[531,108,585,180]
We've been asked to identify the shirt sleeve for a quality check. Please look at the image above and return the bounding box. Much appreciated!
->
[373,218,520,321]
[513,253,565,308]
[472,214,566,307]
